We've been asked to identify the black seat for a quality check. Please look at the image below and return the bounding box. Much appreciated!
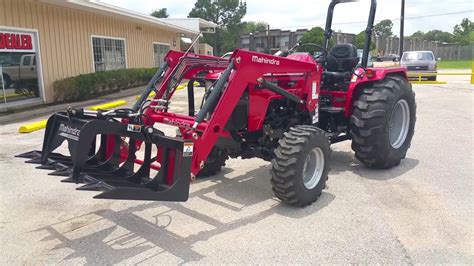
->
[322,43,359,91]
[326,43,359,72]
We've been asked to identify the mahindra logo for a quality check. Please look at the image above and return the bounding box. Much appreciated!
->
[58,123,81,141]
[163,118,191,129]
[59,124,80,136]
[251,56,280,65]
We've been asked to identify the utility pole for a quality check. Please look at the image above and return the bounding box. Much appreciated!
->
[266,24,270,54]
[399,0,405,59]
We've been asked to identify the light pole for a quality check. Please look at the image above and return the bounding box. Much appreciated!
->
[399,0,405,59]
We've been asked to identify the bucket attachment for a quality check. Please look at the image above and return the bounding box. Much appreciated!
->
[17,110,192,202]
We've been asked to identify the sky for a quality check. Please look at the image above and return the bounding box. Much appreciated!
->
[101,0,473,35]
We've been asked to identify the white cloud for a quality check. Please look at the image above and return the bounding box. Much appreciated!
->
[100,0,473,35]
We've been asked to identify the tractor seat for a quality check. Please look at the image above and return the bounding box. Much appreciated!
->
[326,43,359,72]
[322,43,359,90]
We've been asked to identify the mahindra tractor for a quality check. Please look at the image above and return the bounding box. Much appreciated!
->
[18,0,416,207]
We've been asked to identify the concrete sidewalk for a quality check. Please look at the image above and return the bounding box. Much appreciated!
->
[0,87,145,125]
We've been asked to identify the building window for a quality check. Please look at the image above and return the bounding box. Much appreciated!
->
[153,43,170,67]
[92,36,126,72]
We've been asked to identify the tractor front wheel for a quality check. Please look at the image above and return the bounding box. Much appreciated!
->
[350,75,416,169]
[197,148,228,178]
[270,125,330,207]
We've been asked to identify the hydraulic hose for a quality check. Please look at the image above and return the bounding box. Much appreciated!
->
[193,61,235,129]
[132,62,168,112]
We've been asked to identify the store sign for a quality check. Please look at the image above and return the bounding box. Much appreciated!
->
[0,31,35,52]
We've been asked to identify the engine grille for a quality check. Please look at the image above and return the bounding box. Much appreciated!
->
[407,65,429,71]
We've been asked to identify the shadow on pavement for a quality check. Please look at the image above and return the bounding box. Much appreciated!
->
[330,150,419,181]
[32,164,335,264]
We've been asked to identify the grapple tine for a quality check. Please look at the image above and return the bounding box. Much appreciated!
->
[36,164,56,170]
[15,150,41,159]
[61,177,85,183]
[25,158,43,164]
[49,169,71,177]
[76,181,109,191]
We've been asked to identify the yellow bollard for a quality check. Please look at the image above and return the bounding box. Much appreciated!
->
[88,100,127,111]
[18,120,47,133]
[135,81,201,99]
[471,63,474,85]
[19,99,127,133]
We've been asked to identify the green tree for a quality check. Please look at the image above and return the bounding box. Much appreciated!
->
[242,21,268,34]
[298,27,333,54]
[353,30,375,50]
[410,31,425,40]
[424,30,453,43]
[374,19,393,38]
[453,18,473,45]
[150,8,169,18]
[188,0,247,54]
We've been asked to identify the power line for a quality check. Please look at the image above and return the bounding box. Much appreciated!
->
[278,10,473,29]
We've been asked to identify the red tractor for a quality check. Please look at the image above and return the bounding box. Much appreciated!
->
[18,0,416,207]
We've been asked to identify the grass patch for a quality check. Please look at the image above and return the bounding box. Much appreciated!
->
[438,60,473,69]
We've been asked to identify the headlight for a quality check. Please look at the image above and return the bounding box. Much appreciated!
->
[428,64,437,71]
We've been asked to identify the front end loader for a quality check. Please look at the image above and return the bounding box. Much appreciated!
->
[18,0,416,207]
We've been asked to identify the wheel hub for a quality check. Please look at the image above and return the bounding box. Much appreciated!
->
[303,147,325,190]
[389,99,410,149]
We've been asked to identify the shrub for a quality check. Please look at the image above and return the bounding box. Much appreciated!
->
[53,68,157,102]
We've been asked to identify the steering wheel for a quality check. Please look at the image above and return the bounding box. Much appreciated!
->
[295,43,328,63]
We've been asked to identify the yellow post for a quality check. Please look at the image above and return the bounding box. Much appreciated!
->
[18,120,47,133]
[88,99,126,111]
[471,62,474,85]
[418,73,422,82]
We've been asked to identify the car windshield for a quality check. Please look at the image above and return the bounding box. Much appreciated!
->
[402,52,434,61]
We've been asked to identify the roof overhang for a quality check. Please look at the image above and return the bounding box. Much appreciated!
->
[198,18,218,29]
[162,18,218,33]
[39,0,200,35]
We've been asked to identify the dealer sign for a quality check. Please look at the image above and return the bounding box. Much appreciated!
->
[0,31,35,52]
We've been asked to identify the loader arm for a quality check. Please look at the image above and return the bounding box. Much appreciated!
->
[146,49,320,176]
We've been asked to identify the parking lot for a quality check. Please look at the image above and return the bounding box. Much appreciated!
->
[0,82,473,264]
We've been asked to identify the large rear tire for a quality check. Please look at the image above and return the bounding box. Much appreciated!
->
[270,125,330,207]
[350,75,416,169]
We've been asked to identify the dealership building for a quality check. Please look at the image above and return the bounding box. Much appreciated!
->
[0,0,216,111]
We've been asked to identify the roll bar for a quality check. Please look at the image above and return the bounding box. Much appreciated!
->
[323,0,377,68]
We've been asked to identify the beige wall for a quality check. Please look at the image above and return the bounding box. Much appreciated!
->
[199,43,214,56]
[0,0,181,102]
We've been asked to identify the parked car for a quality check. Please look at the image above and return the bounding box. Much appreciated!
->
[221,52,233,59]
[400,51,438,81]
[376,53,399,62]
[1,54,37,88]
[357,49,374,67]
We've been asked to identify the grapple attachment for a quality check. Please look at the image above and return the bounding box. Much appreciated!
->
[17,110,192,201]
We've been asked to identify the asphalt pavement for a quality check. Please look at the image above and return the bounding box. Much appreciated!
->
[0,82,472,264]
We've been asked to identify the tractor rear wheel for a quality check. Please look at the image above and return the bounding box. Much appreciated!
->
[350,75,416,169]
[270,125,330,207]
[197,148,228,178]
